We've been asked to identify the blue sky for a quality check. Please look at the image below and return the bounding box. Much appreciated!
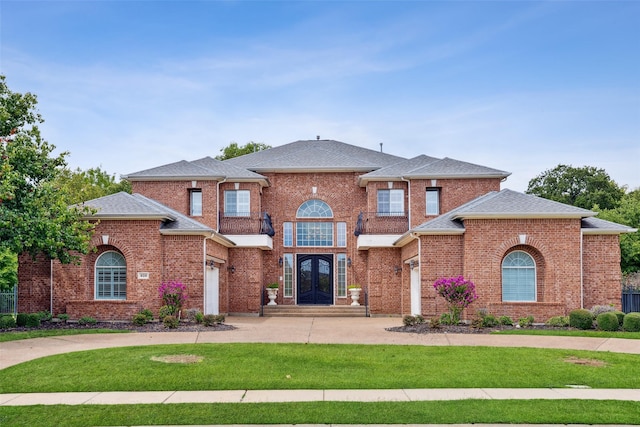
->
[1,0,638,192]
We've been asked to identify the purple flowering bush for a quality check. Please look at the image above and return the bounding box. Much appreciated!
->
[158,280,188,316]
[433,275,477,324]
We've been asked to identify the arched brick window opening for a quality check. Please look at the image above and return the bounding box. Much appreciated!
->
[95,250,127,300]
[501,246,546,302]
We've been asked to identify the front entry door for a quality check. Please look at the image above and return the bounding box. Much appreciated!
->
[297,255,333,304]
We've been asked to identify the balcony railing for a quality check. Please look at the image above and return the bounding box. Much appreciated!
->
[219,212,275,236]
[354,212,409,235]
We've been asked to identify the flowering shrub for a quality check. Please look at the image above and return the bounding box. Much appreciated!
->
[433,275,477,324]
[158,280,188,316]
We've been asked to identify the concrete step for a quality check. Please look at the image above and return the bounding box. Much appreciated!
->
[262,305,367,317]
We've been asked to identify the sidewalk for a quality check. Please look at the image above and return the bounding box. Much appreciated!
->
[1,316,639,408]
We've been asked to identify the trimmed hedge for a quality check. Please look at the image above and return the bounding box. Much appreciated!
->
[596,312,619,331]
[623,312,640,332]
[569,309,593,330]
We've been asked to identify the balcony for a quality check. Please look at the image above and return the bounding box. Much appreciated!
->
[354,212,409,235]
[219,212,275,236]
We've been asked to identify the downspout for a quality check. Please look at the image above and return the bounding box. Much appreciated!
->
[50,259,53,315]
[216,178,227,233]
[401,176,411,228]
[580,230,584,309]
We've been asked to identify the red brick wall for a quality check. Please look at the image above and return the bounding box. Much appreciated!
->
[366,247,402,314]
[228,248,264,314]
[17,254,52,314]
[409,178,501,228]
[583,234,622,310]
[131,180,219,229]
[162,234,205,313]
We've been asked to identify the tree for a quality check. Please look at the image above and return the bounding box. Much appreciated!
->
[0,75,94,264]
[54,166,131,205]
[526,164,625,210]
[0,248,17,291]
[214,141,271,160]
[596,189,640,273]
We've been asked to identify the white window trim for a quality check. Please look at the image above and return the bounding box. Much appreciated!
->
[502,250,537,302]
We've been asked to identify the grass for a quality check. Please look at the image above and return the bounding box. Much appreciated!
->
[493,328,640,339]
[1,400,639,426]
[0,329,129,343]
[1,343,638,393]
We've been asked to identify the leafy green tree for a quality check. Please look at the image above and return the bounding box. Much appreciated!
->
[596,189,640,273]
[526,164,625,210]
[214,141,271,160]
[0,248,17,291]
[55,166,131,205]
[0,75,94,264]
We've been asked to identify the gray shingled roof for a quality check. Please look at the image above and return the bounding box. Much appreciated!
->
[359,155,510,185]
[83,192,215,235]
[581,217,637,234]
[123,157,268,184]
[410,189,607,236]
[224,139,406,172]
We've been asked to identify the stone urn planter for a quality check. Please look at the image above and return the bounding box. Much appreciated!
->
[348,286,362,306]
[266,284,279,306]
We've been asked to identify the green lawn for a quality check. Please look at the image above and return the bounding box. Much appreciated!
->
[1,343,638,393]
[1,400,639,426]
[0,329,129,343]
[493,328,640,339]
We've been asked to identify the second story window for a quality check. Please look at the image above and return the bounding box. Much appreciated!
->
[426,188,440,215]
[190,189,202,216]
[377,189,404,216]
[225,190,250,217]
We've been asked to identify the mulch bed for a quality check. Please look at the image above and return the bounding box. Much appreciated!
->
[387,324,561,334]
[4,320,236,333]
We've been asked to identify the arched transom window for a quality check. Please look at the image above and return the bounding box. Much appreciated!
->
[297,200,333,218]
[502,250,536,302]
[95,251,127,300]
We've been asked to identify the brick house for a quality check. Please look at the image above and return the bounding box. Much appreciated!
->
[18,139,635,320]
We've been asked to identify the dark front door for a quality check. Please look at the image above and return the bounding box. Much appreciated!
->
[297,255,333,305]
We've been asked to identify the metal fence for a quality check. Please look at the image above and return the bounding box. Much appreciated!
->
[622,289,640,313]
[0,286,17,315]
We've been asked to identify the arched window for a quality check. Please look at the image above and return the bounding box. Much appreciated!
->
[502,251,536,302]
[95,251,127,300]
[297,200,333,218]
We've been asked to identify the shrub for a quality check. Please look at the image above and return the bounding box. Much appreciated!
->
[546,316,570,327]
[37,311,52,322]
[163,315,179,329]
[433,276,477,325]
[0,315,17,329]
[16,313,28,327]
[78,316,97,325]
[439,312,454,325]
[429,317,441,329]
[57,313,69,322]
[139,309,154,321]
[596,312,619,331]
[195,312,204,324]
[158,280,188,315]
[612,311,625,326]
[623,312,640,332]
[403,315,417,326]
[158,305,175,320]
[132,313,149,326]
[590,305,615,317]
[518,315,534,328]
[470,318,483,329]
[185,308,201,323]
[569,309,593,330]
[414,314,425,324]
[25,313,41,328]
[202,314,226,326]
[214,314,225,324]
[498,315,513,326]
[481,314,498,328]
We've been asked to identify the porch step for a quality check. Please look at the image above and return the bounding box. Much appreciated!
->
[262,305,367,317]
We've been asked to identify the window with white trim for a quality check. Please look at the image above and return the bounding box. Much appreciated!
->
[297,200,333,218]
[337,253,347,297]
[336,222,347,247]
[283,254,294,297]
[283,222,293,247]
[502,251,536,302]
[190,189,202,216]
[224,190,250,217]
[95,251,127,300]
[426,188,440,215]
[296,222,334,247]
[377,189,404,216]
